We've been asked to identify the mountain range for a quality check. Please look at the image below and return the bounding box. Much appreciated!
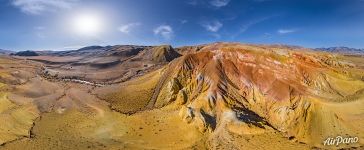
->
[315,47,364,55]
[0,42,363,149]
[0,49,13,55]
[4,46,364,56]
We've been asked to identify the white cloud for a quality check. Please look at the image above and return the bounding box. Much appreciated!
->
[34,26,46,38]
[153,25,174,40]
[188,0,230,8]
[253,0,272,2]
[180,20,188,24]
[239,17,273,33]
[263,33,273,38]
[63,45,84,50]
[211,33,221,39]
[34,26,45,30]
[12,0,78,15]
[202,20,223,32]
[278,29,297,34]
[187,0,199,5]
[210,0,230,7]
[230,15,281,39]
[36,32,46,38]
[118,23,141,34]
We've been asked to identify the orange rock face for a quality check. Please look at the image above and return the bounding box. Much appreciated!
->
[152,43,364,148]
[1,43,363,149]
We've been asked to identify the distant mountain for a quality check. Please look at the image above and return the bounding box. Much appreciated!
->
[315,47,364,55]
[77,45,104,51]
[0,49,13,55]
[13,44,183,83]
[12,50,39,56]
[49,45,151,57]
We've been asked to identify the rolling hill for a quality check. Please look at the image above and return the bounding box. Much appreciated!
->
[96,43,364,149]
[0,43,363,149]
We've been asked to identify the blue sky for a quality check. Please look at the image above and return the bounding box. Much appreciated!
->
[0,0,363,51]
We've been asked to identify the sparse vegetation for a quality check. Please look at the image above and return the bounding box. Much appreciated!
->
[0,43,363,149]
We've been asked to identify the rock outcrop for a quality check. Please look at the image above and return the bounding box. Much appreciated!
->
[146,43,364,148]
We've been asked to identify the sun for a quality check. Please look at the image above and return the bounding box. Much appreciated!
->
[72,13,103,37]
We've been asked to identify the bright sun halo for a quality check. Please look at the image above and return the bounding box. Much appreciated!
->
[72,13,103,37]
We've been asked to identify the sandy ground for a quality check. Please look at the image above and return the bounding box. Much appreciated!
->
[1,43,364,150]
[0,56,312,150]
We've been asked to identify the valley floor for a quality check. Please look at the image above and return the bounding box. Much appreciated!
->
[1,42,364,150]
[0,56,312,150]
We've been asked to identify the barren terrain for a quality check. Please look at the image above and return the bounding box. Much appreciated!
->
[0,43,363,149]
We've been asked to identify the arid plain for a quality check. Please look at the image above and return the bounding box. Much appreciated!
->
[0,43,363,149]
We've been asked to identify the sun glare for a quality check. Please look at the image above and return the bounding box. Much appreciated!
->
[72,13,103,37]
